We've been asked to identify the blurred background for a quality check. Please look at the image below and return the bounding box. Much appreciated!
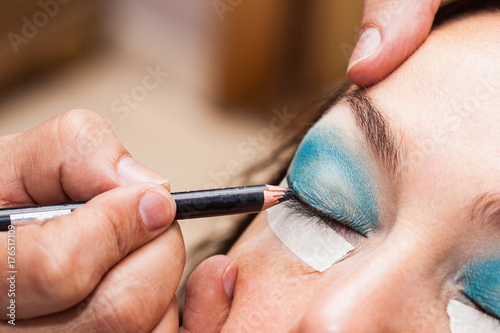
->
[0,0,363,289]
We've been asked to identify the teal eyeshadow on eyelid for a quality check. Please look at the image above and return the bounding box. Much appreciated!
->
[463,259,500,319]
[288,124,379,235]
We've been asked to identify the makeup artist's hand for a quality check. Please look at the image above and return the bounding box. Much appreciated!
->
[0,110,184,331]
[347,0,441,86]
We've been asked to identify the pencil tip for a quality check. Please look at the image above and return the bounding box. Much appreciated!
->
[278,188,295,202]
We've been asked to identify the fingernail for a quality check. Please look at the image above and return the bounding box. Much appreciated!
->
[118,157,169,190]
[223,261,238,300]
[139,189,176,231]
[347,27,381,73]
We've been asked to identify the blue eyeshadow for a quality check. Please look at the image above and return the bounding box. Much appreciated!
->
[463,259,500,319]
[288,124,379,235]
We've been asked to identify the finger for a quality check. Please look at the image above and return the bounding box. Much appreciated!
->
[152,297,180,332]
[1,182,176,318]
[0,109,168,206]
[73,222,185,333]
[347,0,441,86]
[0,222,185,332]
[180,255,236,333]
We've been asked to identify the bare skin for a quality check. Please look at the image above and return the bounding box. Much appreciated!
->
[0,110,185,332]
[347,0,441,87]
[181,11,500,333]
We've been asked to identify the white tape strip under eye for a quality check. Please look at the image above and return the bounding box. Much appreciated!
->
[267,202,354,272]
[447,300,500,333]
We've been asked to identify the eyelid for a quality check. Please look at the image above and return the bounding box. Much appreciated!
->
[284,198,364,245]
[285,176,359,233]
[459,260,500,321]
[459,291,498,319]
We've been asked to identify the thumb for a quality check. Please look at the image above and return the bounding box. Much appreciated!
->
[347,0,441,86]
[12,182,177,318]
[180,255,237,333]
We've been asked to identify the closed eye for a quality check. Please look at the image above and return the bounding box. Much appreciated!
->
[284,197,365,245]
[460,292,500,321]
[460,259,500,321]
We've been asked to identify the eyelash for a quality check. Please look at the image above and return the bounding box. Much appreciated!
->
[457,267,500,321]
[460,292,500,320]
[287,201,500,322]
[285,198,364,244]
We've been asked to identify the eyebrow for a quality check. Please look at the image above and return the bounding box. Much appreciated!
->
[468,193,500,230]
[342,89,402,177]
[337,89,500,229]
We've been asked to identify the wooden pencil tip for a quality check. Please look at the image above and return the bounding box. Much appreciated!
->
[262,186,295,210]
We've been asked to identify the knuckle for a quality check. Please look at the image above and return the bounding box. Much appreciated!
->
[57,109,114,158]
[67,108,101,118]
[32,245,90,305]
[102,211,134,261]
[59,109,106,134]
[90,285,156,333]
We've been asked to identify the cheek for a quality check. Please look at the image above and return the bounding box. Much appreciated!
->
[225,215,324,330]
[228,212,319,275]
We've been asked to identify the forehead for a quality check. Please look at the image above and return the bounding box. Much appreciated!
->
[310,13,500,223]
[364,13,500,183]
[369,12,500,138]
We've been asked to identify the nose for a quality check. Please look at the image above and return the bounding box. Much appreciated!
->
[292,237,451,333]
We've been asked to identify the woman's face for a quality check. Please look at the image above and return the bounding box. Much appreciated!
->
[190,12,500,332]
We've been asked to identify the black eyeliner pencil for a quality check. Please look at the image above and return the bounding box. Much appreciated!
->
[0,185,294,231]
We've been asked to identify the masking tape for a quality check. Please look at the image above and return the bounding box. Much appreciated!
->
[267,201,354,272]
[269,179,500,328]
[447,300,500,333]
